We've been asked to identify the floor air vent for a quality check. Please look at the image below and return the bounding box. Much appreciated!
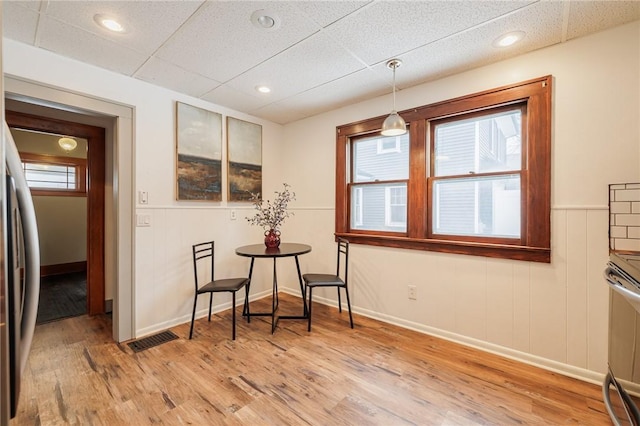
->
[127,330,178,353]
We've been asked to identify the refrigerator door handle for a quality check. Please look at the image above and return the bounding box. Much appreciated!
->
[3,122,40,373]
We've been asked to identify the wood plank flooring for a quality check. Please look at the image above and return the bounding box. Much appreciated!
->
[13,294,615,425]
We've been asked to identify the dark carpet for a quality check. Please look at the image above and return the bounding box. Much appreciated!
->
[36,272,87,324]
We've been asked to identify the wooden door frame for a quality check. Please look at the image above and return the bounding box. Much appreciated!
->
[5,110,106,315]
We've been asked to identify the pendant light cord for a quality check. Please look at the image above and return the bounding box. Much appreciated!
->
[392,64,397,111]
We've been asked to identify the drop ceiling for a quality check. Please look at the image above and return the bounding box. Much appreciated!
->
[3,1,639,124]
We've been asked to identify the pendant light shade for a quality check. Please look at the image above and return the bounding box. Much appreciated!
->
[381,59,406,136]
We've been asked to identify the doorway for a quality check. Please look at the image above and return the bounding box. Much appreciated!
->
[5,110,106,316]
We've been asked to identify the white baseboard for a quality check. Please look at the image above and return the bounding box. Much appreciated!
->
[135,288,272,339]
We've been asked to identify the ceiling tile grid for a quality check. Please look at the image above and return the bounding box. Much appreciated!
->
[391,1,565,90]
[38,15,148,76]
[134,57,222,98]
[154,1,324,83]
[253,67,391,124]
[200,83,273,114]
[224,30,367,103]
[42,0,205,57]
[2,0,639,124]
[322,1,537,67]
[2,2,39,45]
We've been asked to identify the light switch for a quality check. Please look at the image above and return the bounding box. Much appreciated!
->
[138,191,148,205]
[136,214,151,227]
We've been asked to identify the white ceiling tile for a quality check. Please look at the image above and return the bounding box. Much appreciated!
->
[292,1,371,27]
[155,1,323,83]
[38,16,148,75]
[248,104,309,125]
[135,57,222,98]
[325,0,536,66]
[253,68,389,124]
[201,84,272,114]
[225,31,366,102]
[389,1,565,90]
[2,2,39,45]
[43,0,204,56]
[566,1,640,40]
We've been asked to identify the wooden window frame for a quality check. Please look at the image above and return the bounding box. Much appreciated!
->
[20,152,87,197]
[335,76,552,263]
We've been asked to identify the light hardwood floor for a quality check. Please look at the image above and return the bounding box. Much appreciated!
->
[13,294,614,425]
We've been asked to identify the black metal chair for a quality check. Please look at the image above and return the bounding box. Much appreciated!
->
[189,241,250,340]
[303,238,353,331]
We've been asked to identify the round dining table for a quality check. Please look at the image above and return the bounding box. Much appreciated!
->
[235,243,312,333]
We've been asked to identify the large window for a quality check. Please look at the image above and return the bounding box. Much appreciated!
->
[335,76,552,262]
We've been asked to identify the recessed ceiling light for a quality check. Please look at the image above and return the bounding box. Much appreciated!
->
[94,14,125,33]
[493,31,525,48]
[251,9,281,31]
[256,85,271,94]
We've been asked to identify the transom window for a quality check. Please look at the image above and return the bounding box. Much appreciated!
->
[20,153,87,196]
[335,76,552,262]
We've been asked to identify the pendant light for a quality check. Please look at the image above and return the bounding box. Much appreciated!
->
[381,59,407,136]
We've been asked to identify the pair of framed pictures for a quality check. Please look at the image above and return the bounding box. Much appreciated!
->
[175,102,261,202]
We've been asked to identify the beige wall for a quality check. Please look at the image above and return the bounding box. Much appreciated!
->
[32,196,87,266]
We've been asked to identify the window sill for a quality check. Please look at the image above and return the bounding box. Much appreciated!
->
[335,232,550,263]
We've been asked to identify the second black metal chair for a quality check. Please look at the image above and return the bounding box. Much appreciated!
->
[189,241,250,340]
[303,238,354,331]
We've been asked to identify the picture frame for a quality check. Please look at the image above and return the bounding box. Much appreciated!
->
[227,116,262,202]
[175,102,223,201]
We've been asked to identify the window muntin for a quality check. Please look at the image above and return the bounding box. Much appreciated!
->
[335,76,551,262]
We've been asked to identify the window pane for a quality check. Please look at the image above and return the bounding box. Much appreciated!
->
[434,109,521,177]
[433,175,520,238]
[353,134,409,183]
[351,183,407,232]
[23,162,77,190]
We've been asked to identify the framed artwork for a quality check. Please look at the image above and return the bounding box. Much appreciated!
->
[227,116,262,201]
[176,102,222,201]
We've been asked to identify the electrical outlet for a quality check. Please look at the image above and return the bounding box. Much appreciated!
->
[408,285,417,300]
[230,210,237,220]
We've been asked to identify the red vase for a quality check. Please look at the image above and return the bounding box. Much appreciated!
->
[264,229,281,248]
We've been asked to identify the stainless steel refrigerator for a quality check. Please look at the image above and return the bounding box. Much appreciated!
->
[0,120,41,424]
